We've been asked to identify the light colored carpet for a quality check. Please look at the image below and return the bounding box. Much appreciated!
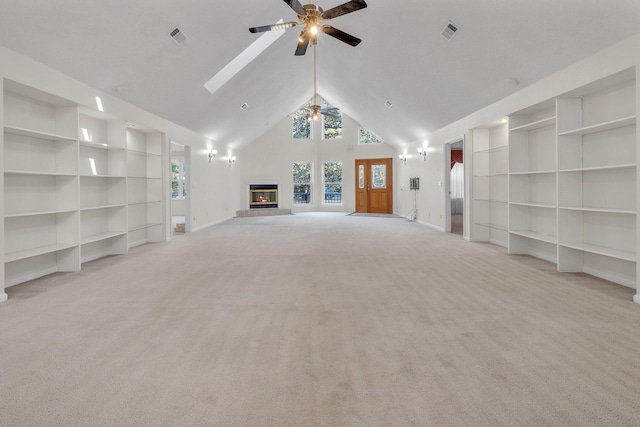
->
[0,212,639,426]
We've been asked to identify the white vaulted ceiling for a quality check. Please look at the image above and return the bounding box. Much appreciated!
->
[1,0,639,149]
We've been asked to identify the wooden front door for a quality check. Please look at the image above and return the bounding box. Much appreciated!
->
[355,158,393,213]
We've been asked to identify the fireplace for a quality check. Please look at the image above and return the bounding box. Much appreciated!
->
[249,184,278,209]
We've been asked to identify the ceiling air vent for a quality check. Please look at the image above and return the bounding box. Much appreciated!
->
[169,27,187,45]
[441,21,458,41]
[240,103,249,111]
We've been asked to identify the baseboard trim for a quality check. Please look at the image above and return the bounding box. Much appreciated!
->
[0,293,7,303]
[191,216,234,233]
[583,266,636,289]
[81,252,123,264]
[128,239,148,249]
[489,238,508,248]
[527,250,557,265]
[5,266,58,288]
[633,294,640,305]
[417,220,445,232]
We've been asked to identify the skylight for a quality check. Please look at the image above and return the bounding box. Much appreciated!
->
[204,19,286,95]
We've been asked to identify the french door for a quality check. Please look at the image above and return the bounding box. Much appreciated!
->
[355,158,393,213]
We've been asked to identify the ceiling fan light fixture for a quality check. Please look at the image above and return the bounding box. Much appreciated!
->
[308,104,321,121]
[249,0,367,55]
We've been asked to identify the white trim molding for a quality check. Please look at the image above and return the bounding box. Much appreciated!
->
[0,293,8,303]
[191,216,234,233]
[417,220,445,232]
[633,294,640,305]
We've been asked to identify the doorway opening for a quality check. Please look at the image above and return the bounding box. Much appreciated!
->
[170,140,191,236]
[355,158,393,214]
[444,136,465,236]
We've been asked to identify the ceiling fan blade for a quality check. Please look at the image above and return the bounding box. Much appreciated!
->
[322,107,340,112]
[249,22,298,33]
[321,25,362,47]
[295,32,310,56]
[283,0,306,15]
[322,0,367,20]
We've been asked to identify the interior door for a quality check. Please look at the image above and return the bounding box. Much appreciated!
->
[355,158,393,213]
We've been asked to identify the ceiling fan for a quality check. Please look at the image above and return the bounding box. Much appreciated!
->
[249,0,368,56]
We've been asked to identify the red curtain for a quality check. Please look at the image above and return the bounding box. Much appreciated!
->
[451,150,463,170]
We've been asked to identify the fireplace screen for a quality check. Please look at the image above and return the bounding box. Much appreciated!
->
[249,185,278,208]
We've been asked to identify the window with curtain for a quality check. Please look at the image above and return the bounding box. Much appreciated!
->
[450,150,464,214]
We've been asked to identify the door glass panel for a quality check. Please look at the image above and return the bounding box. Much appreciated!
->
[359,165,365,188]
[371,165,386,189]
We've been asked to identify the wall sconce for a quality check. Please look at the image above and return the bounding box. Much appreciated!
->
[228,156,236,167]
[417,147,427,161]
[398,153,407,166]
[208,149,217,163]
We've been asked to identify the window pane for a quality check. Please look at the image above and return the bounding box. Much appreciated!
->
[359,127,383,145]
[293,162,311,204]
[371,165,386,189]
[323,162,342,204]
[171,160,185,199]
[359,165,365,189]
[171,180,179,198]
[171,162,180,179]
[293,104,311,139]
[293,162,311,183]
[322,102,342,140]
[293,184,311,204]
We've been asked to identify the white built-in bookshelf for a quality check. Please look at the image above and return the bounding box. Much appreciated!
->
[508,99,558,263]
[126,128,164,247]
[78,109,129,263]
[472,68,637,290]
[2,80,166,290]
[556,69,636,287]
[471,122,509,246]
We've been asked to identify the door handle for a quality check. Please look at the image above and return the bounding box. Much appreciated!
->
[367,186,370,191]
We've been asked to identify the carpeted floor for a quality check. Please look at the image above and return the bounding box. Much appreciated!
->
[0,212,638,426]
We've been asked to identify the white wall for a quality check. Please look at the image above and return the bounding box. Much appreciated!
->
[395,33,640,239]
[238,108,396,212]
